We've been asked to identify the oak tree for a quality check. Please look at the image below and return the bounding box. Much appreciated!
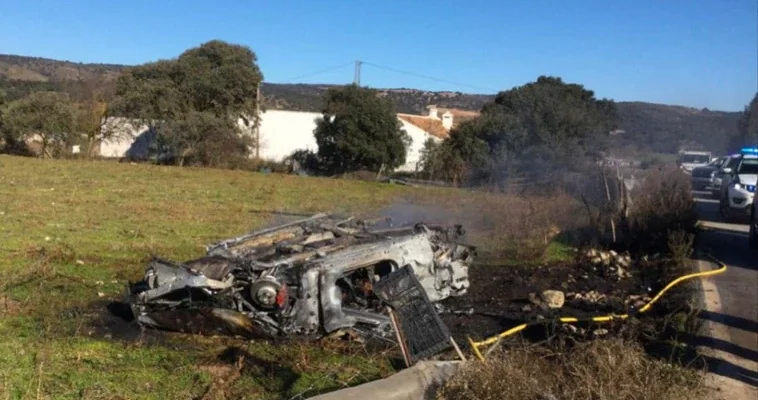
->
[109,40,263,166]
[429,76,618,183]
[3,91,76,157]
[313,84,410,174]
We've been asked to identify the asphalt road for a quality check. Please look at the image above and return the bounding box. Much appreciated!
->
[692,191,757,399]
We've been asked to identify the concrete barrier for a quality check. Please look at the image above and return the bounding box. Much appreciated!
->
[306,360,464,400]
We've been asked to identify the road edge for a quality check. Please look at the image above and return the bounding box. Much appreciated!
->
[695,258,756,400]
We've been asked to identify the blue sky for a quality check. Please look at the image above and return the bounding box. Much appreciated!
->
[0,0,756,111]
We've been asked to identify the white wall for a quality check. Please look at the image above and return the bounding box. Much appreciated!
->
[99,117,152,158]
[257,110,320,160]
[397,120,443,173]
[100,111,445,172]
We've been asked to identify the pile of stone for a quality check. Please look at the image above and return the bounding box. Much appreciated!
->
[584,248,633,280]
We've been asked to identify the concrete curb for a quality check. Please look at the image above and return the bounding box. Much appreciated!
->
[306,361,464,400]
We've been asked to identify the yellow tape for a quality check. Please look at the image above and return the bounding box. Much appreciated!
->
[466,260,727,361]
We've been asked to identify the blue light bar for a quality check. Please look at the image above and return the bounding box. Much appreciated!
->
[741,147,758,154]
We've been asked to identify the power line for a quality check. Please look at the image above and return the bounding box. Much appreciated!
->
[361,61,499,93]
[272,61,355,84]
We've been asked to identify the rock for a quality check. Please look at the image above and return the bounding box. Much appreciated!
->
[617,255,632,268]
[616,267,631,279]
[528,291,565,309]
[632,300,646,309]
[593,328,609,337]
[583,290,606,304]
[609,250,618,257]
[536,315,545,320]
[76,260,85,265]
[540,394,559,400]
[590,256,603,265]
[586,249,598,258]
[563,324,578,334]
[541,290,565,309]
[522,305,533,312]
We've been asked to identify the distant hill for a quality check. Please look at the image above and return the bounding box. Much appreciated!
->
[0,53,744,155]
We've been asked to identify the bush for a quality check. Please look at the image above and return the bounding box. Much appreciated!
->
[627,166,698,255]
[437,339,704,400]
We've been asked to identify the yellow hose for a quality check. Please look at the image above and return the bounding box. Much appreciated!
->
[467,259,728,361]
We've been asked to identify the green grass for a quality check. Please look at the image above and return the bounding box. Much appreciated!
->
[0,156,576,399]
[545,241,575,263]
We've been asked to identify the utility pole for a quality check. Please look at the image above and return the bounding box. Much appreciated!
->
[255,83,261,159]
[353,60,362,86]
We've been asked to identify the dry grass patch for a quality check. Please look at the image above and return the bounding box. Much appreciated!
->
[438,339,706,400]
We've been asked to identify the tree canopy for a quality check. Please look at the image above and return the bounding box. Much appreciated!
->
[313,84,410,174]
[2,91,76,157]
[426,76,619,183]
[108,40,263,166]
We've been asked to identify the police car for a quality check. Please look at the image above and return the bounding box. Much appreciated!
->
[719,148,758,222]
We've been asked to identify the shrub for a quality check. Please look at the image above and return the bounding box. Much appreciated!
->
[627,166,698,255]
[437,339,704,400]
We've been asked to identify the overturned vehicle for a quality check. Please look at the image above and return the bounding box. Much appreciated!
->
[125,213,475,340]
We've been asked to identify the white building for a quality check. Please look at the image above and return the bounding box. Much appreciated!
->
[98,107,456,172]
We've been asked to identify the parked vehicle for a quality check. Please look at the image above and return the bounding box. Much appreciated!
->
[677,150,712,174]
[718,148,758,222]
[711,154,743,199]
[691,156,726,191]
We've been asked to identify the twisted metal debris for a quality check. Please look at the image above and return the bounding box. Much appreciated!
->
[126,213,475,340]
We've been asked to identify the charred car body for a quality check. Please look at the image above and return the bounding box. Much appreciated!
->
[125,214,474,339]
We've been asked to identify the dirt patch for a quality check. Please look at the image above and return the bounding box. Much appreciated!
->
[440,260,665,345]
[92,255,679,361]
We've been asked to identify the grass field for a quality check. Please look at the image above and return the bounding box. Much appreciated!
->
[0,155,579,399]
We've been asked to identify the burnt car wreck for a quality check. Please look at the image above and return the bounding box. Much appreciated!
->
[125,213,475,340]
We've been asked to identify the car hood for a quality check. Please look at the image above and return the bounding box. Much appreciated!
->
[738,174,757,185]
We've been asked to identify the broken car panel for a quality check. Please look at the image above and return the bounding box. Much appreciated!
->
[126,214,475,339]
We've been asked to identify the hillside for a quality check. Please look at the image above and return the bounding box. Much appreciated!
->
[0,53,743,154]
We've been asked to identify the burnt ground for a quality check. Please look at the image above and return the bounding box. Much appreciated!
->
[89,256,689,361]
[439,258,681,348]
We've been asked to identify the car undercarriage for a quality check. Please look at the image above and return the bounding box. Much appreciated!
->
[125,213,475,340]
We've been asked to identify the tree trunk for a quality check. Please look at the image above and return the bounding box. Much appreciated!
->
[602,169,616,243]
